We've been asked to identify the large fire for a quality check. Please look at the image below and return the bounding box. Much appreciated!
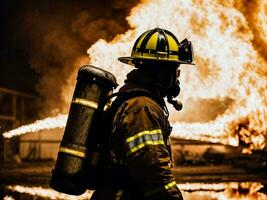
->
[2,0,267,152]
[87,0,267,151]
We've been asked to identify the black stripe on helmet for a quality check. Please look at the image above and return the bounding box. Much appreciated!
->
[156,29,167,53]
[132,30,150,51]
[161,29,170,57]
[139,28,157,55]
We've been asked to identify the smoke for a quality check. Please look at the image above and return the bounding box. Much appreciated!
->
[227,0,267,62]
[169,98,234,123]
[11,1,139,117]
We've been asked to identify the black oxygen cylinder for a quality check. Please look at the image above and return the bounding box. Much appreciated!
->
[50,65,117,195]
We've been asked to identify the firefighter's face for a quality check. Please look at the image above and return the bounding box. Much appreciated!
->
[167,65,181,99]
[176,68,180,79]
[136,61,181,98]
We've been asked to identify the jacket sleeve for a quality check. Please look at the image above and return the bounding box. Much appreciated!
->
[113,98,183,200]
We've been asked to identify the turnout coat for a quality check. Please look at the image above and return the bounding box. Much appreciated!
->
[90,83,183,200]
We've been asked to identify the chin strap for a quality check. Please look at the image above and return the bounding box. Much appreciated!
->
[167,97,183,111]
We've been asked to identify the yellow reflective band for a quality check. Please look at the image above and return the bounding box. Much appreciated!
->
[59,147,86,158]
[126,129,162,143]
[164,181,177,190]
[144,181,177,197]
[103,104,110,111]
[127,140,164,155]
[72,98,98,110]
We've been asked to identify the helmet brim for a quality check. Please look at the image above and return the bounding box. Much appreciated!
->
[118,56,195,66]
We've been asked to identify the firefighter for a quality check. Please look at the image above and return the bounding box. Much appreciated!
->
[90,28,194,200]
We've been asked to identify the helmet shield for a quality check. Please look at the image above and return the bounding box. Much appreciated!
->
[178,39,194,64]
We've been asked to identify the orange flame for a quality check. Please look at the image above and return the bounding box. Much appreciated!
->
[3,0,267,152]
[87,0,267,151]
[6,182,265,200]
[2,114,67,139]
[180,182,266,199]
[7,185,93,200]
[3,196,14,200]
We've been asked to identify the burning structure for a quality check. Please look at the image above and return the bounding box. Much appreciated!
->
[0,0,267,199]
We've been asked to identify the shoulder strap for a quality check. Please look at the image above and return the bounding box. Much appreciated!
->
[108,88,151,100]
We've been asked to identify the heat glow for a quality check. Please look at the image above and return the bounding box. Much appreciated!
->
[87,0,267,151]
[6,185,93,200]
[2,0,267,152]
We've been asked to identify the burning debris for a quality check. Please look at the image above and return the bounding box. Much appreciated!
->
[3,196,15,200]
[4,182,266,200]
[6,185,93,200]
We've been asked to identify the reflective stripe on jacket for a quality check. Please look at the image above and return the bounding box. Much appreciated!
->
[111,96,183,200]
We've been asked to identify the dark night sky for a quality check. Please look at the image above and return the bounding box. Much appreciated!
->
[0,0,137,95]
[0,1,38,94]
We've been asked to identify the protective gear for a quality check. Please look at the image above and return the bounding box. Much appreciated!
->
[92,82,184,200]
[166,68,183,111]
[118,28,194,66]
[167,79,183,111]
[50,65,117,195]
[168,79,180,98]
[167,97,183,111]
[124,66,182,111]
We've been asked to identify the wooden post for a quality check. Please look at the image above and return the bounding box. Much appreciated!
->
[12,95,20,158]
[12,95,17,128]
[21,98,26,124]
[38,132,41,159]
[0,88,37,162]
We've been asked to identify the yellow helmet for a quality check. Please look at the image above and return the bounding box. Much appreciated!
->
[118,28,194,66]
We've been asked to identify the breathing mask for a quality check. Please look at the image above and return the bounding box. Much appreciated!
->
[167,69,183,111]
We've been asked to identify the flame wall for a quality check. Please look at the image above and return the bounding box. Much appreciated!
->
[3,0,266,151]
[85,0,267,150]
